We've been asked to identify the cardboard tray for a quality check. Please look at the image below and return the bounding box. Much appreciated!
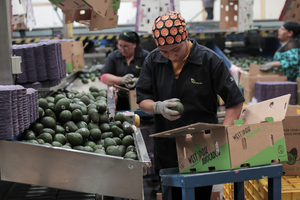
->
[0,128,151,200]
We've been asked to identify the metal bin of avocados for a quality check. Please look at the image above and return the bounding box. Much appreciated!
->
[0,127,151,200]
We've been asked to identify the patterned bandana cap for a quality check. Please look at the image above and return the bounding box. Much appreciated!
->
[152,11,188,46]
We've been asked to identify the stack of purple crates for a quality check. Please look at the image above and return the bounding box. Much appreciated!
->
[12,40,68,89]
[0,85,39,140]
[254,81,298,105]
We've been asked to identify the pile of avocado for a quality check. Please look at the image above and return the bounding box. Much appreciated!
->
[21,86,138,160]
[79,69,101,84]
[227,56,272,68]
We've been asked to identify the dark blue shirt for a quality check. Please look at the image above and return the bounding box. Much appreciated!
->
[136,39,245,133]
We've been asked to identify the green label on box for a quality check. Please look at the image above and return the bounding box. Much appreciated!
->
[49,0,66,5]
[67,62,73,73]
[180,142,231,173]
[233,137,288,169]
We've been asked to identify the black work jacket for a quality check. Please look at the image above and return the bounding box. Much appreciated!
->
[136,39,245,133]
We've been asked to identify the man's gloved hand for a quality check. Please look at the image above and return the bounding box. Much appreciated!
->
[121,74,134,85]
[125,77,138,89]
[154,98,181,121]
[259,62,273,71]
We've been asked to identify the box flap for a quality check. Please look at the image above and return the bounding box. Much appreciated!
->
[286,105,300,116]
[150,122,225,138]
[239,94,290,124]
[249,63,283,76]
[114,84,129,92]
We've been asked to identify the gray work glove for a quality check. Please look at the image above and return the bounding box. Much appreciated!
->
[125,77,138,89]
[154,98,181,121]
[121,74,134,85]
[259,62,273,71]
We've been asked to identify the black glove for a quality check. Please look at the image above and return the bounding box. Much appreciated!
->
[154,98,181,121]
[259,62,273,71]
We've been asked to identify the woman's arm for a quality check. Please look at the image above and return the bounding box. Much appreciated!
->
[100,73,123,86]
[223,102,243,126]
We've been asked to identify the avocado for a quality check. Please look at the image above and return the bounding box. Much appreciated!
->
[80,96,90,106]
[100,123,111,132]
[106,146,121,157]
[104,137,117,149]
[37,132,53,143]
[99,113,109,124]
[66,132,83,146]
[122,135,134,147]
[55,125,66,134]
[124,151,138,160]
[169,101,184,115]
[88,122,99,130]
[82,115,90,124]
[88,108,99,123]
[40,116,56,130]
[94,149,106,155]
[122,121,134,135]
[72,109,83,123]
[102,132,113,139]
[59,110,72,124]
[54,133,66,145]
[76,128,90,140]
[111,125,124,138]
[39,128,55,137]
[38,107,45,119]
[23,130,36,140]
[64,121,78,132]
[54,94,66,104]
[90,128,102,141]
[38,98,49,110]
[76,121,88,129]
[45,109,57,121]
[54,98,70,114]
[52,141,63,147]
[114,112,127,123]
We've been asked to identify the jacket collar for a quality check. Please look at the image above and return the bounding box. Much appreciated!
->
[152,39,203,65]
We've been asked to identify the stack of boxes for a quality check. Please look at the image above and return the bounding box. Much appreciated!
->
[49,0,121,31]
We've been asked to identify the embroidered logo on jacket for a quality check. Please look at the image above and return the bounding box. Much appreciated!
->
[191,78,202,84]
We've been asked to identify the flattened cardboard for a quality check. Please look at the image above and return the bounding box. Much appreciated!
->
[282,105,300,175]
[249,63,283,76]
[151,95,290,173]
[114,85,139,110]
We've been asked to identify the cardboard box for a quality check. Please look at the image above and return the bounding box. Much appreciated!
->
[114,85,139,110]
[220,0,254,32]
[248,63,283,77]
[64,0,120,31]
[282,105,300,175]
[60,41,85,73]
[279,0,300,24]
[49,0,110,18]
[242,76,287,103]
[240,63,287,103]
[150,95,290,174]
